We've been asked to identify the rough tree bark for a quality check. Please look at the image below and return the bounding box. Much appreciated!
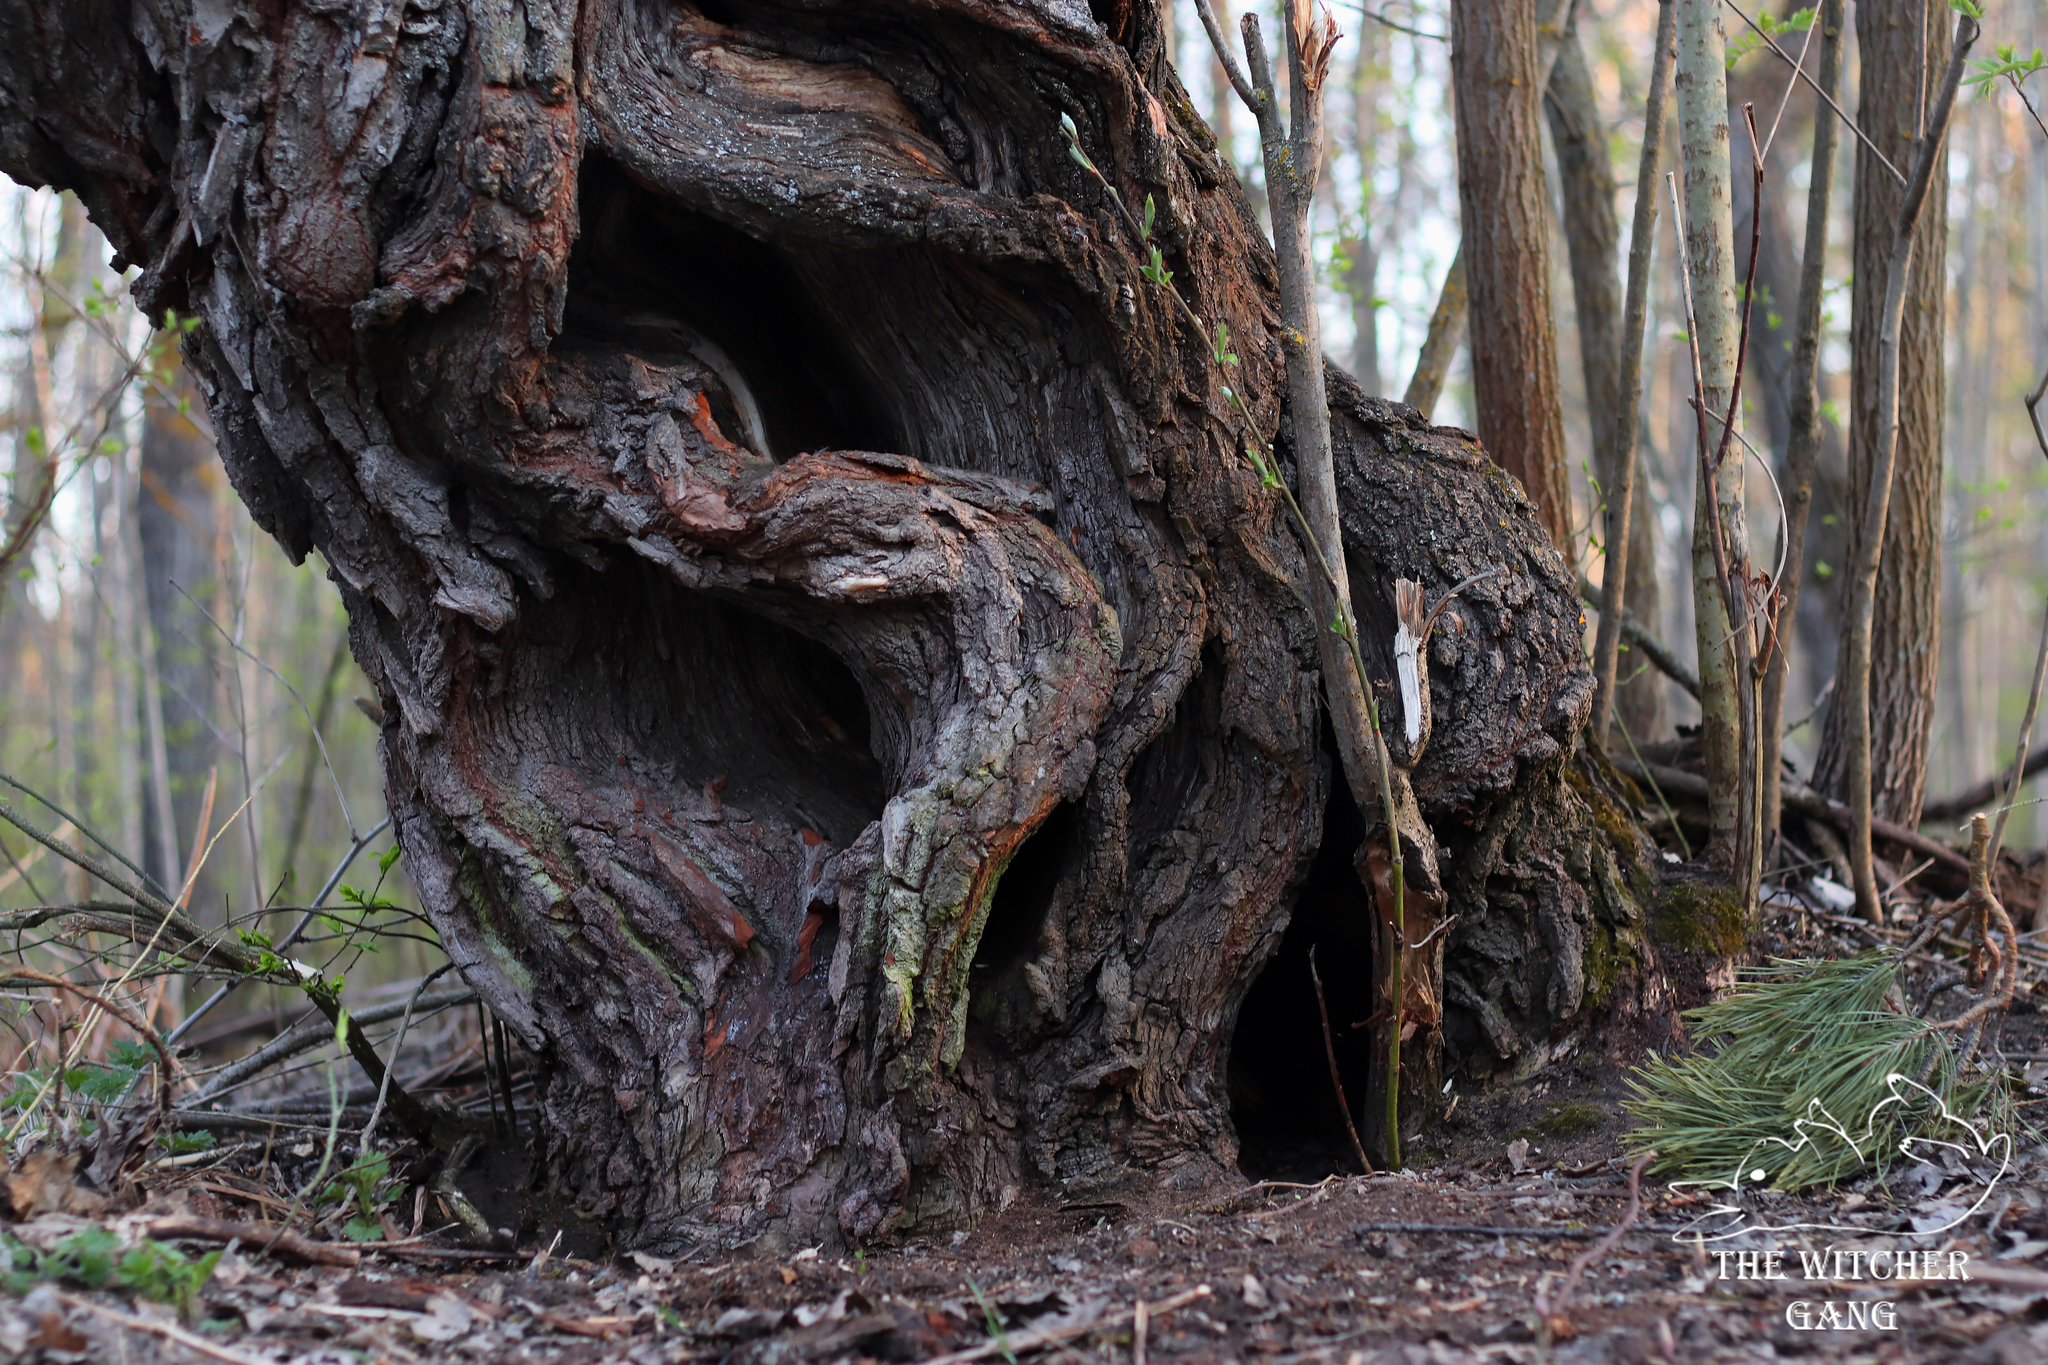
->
[0,0,1661,1250]
[1813,0,1947,826]
[1450,0,1573,555]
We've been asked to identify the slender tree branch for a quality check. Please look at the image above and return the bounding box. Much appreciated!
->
[1760,0,1845,849]
[1722,0,1906,185]
[1309,946,1373,1174]
[1193,0,1260,108]
[1591,0,1677,739]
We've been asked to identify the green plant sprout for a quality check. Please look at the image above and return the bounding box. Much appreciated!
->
[1967,41,2048,140]
[1725,6,1815,69]
[2,1228,219,1319]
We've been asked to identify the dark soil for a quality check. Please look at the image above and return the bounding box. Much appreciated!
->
[8,899,2048,1364]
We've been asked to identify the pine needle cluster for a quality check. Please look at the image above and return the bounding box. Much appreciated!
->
[1625,954,2000,1191]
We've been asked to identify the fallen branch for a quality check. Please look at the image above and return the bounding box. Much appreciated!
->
[56,1290,273,1365]
[140,1215,361,1267]
[1923,743,2048,824]
[922,1284,1213,1365]
[1610,754,1969,874]
[1350,1221,1595,1239]
[1535,1150,1654,1342]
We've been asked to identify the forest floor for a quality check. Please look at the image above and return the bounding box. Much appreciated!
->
[7,901,2048,1364]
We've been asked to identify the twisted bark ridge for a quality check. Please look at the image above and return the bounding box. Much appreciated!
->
[0,0,1658,1247]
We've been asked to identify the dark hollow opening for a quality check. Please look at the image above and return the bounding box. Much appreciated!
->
[1228,763,1378,1181]
[967,799,1080,1046]
[511,556,891,846]
[563,156,896,462]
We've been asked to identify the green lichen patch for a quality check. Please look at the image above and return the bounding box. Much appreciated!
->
[1650,878,1748,957]
[1534,1101,1607,1137]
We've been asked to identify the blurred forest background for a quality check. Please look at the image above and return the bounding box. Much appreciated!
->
[2,0,2046,1028]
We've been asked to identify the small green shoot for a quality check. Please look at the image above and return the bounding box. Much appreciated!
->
[964,1277,1017,1365]
[1726,7,1815,68]
[116,1239,221,1317]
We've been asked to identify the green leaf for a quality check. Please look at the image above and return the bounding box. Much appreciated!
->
[106,1039,156,1070]
[1059,112,1096,172]
[118,1240,220,1313]
[1141,194,1156,240]
[378,844,403,873]
[47,1226,122,1287]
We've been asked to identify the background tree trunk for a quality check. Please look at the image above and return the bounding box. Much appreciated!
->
[1450,0,1574,554]
[1346,34,1382,396]
[1546,20,1662,745]
[1813,0,1947,825]
[0,0,1662,1250]
[137,358,224,912]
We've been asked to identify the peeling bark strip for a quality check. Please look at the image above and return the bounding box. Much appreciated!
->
[0,0,1661,1247]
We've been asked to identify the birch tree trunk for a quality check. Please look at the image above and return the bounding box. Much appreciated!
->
[1673,0,1751,869]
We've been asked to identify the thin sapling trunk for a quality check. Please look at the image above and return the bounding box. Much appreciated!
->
[1674,0,1753,884]
[1759,0,1847,848]
[1590,0,1677,740]
[1196,0,1431,1168]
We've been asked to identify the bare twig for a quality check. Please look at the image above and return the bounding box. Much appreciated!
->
[1349,1,1445,42]
[168,815,395,1046]
[923,1285,1213,1365]
[138,1215,362,1266]
[1580,577,1703,700]
[1722,0,1905,185]
[1308,946,1373,1174]
[360,964,455,1152]
[1924,742,2048,823]
[56,1291,274,1365]
[1535,1150,1655,1342]
[1592,0,1677,739]
[1352,1221,1596,1239]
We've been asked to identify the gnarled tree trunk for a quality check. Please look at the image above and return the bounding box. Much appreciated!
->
[0,0,1663,1251]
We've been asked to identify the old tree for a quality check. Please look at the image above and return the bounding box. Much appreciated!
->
[0,0,1666,1250]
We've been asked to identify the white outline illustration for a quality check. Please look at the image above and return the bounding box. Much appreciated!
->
[1663,1073,2013,1244]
